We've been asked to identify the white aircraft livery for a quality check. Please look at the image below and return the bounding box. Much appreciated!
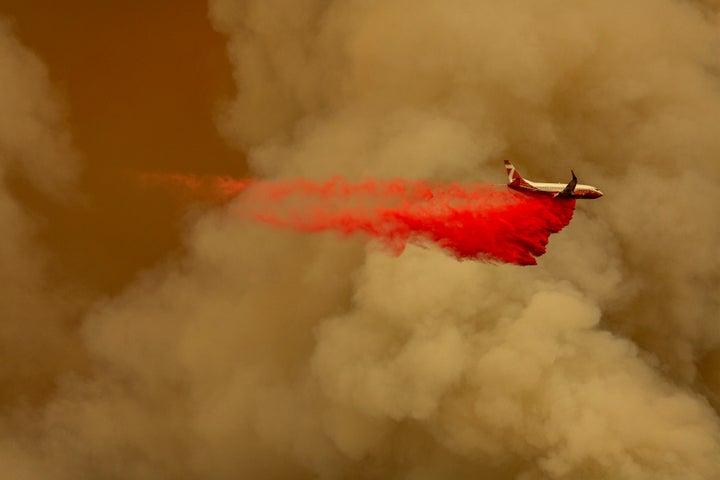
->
[504,160,603,199]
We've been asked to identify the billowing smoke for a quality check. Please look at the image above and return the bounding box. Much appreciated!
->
[2,1,720,479]
[0,20,83,408]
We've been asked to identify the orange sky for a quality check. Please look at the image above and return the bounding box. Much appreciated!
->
[1,1,242,295]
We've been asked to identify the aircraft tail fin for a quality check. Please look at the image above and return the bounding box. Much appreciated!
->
[504,160,526,184]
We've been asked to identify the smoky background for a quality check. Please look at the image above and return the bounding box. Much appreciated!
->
[0,1,719,479]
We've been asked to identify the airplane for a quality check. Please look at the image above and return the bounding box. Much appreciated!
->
[504,160,603,199]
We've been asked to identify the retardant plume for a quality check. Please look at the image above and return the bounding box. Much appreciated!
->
[141,172,251,201]
[146,173,576,265]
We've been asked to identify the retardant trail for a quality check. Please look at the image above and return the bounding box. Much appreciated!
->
[144,174,576,265]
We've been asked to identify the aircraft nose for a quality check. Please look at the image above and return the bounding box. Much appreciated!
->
[592,190,603,198]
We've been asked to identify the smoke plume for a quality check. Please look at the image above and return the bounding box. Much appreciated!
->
[0,19,83,409]
[2,1,720,479]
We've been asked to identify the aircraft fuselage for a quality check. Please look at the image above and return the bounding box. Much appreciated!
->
[508,180,603,199]
[504,160,603,199]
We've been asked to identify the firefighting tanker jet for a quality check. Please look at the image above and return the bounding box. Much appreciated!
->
[504,160,603,199]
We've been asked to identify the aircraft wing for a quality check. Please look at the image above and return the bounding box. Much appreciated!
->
[555,170,577,197]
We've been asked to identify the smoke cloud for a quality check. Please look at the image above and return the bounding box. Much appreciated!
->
[0,20,83,409]
[2,1,720,479]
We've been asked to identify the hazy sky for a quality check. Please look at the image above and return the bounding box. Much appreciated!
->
[1,1,719,479]
[2,0,241,294]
